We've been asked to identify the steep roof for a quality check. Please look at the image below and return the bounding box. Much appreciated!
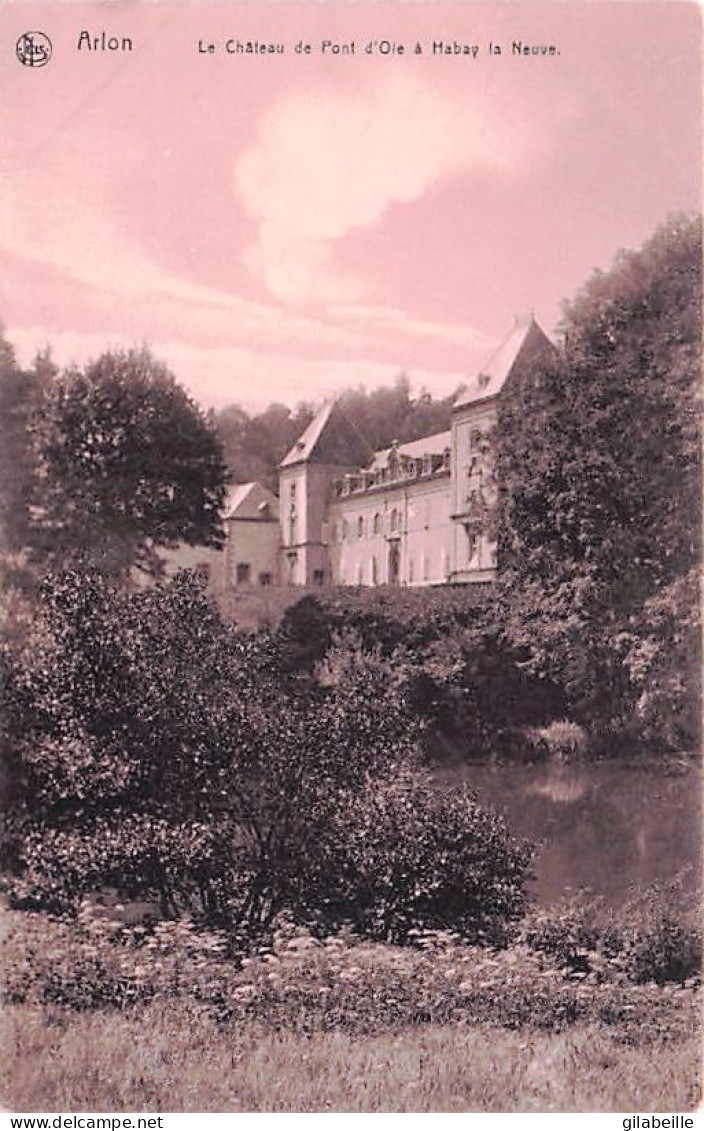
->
[454,318,555,410]
[280,402,372,469]
[370,430,451,470]
[223,481,278,520]
[280,403,334,467]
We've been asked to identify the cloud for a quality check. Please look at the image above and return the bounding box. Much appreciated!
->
[11,325,469,412]
[0,168,364,353]
[330,304,495,350]
[235,73,535,305]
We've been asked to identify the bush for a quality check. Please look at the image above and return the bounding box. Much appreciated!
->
[520,883,702,988]
[626,917,701,986]
[4,568,531,945]
[528,721,589,764]
[299,766,533,944]
[278,589,567,761]
[622,878,702,986]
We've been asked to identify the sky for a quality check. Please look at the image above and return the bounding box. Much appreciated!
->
[0,1,701,412]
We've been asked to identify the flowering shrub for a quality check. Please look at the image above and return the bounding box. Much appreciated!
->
[1,903,699,1046]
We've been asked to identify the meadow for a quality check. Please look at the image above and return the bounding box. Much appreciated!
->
[3,1006,699,1113]
[1,891,700,1112]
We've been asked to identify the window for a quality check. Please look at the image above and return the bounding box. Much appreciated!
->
[469,428,482,452]
[373,513,380,535]
[466,528,477,561]
[236,562,251,584]
[357,564,363,586]
[467,457,484,503]
[357,516,365,539]
[259,571,272,587]
[313,569,325,586]
[408,556,414,583]
[371,556,378,585]
[290,482,297,501]
[423,555,429,581]
[390,508,399,533]
[342,519,348,541]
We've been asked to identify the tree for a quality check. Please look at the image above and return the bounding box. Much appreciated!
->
[495,214,702,731]
[215,401,315,489]
[5,569,531,940]
[29,349,229,577]
[0,337,54,560]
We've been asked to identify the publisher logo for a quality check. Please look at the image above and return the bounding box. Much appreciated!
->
[16,31,52,67]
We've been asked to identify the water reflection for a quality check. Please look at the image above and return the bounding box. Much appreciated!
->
[436,758,702,906]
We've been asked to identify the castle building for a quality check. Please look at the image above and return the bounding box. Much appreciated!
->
[225,317,555,589]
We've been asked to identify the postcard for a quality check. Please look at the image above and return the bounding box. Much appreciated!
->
[0,0,701,1120]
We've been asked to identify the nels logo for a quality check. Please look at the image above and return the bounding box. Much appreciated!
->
[16,31,52,67]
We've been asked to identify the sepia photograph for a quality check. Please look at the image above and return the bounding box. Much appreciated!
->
[0,0,701,1117]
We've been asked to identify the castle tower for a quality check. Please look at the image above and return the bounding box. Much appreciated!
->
[450,317,556,582]
[279,402,372,586]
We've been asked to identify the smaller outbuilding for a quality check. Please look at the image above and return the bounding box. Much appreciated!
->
[222,481,280,588]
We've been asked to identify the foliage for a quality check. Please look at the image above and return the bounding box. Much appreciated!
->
[519,879,702,988]
[495,214,702,732]
[0,335,55,594]
[277,588,565,758]
[4,569,530,940]
[29,348,228,577]
[1,902,699,1048]
[528,721,589,764]
[300,764,533,943]
[616,569,701,751]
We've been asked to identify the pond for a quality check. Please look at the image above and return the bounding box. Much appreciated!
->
[435,757,702,907]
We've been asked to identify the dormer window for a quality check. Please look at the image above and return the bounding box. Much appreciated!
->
[478,373,490,389]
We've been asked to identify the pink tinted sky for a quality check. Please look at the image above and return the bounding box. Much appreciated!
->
[0,1,701,411]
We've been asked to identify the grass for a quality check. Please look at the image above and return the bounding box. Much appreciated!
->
[2,896,700,1112]
[2,1003,701,1113]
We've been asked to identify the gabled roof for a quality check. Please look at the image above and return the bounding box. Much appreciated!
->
[370,430,451,470]
[223,481,278,520]
[280,401,373,469]
[454,317,555,410]
[280,403,335,467]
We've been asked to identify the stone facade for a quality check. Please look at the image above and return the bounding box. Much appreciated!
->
[222,481,281,588]
[224,317,555,589]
